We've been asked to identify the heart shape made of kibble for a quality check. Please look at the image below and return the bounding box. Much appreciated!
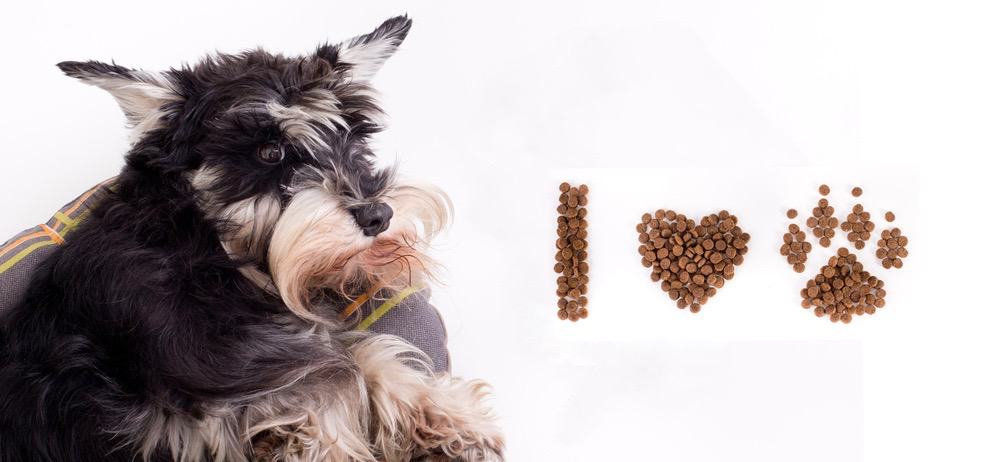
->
[635,209,751,313]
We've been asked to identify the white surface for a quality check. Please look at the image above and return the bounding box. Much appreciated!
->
[1,1,998,461]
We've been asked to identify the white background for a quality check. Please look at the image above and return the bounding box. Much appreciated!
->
[1,1,998,461]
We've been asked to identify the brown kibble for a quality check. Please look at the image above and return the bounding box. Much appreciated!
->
[801,247,886,324]
[851,187,863,197]
[555,182,589,321]
[878,226,908,269]
[639,209,749,312]
[885,211,895,222]
[819,184,830,195]
[786,209,797,219]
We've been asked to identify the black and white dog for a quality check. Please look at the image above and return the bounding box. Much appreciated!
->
[0,16,503,462]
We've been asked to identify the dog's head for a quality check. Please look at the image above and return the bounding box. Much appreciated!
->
[57,16,449,322]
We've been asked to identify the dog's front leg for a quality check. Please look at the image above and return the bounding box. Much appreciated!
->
[349,335,504,462]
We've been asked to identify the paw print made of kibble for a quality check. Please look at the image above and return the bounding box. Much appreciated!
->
[783,185,910,324]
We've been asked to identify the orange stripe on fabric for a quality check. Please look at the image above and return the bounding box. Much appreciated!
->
[338,285,383,321]
[0,230,48,260]
[39,224,64,245]
[63,180,111,217]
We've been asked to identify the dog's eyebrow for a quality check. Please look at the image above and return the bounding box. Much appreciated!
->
[282,89,347,155]
[228,89,347,157]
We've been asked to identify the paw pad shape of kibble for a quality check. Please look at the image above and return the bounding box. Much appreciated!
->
[554,182,590,321]
[800,248,886,323]
[636,209,750,313]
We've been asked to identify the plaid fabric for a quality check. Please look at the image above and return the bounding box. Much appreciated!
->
[0,180,450,372]
[0,179,113,311]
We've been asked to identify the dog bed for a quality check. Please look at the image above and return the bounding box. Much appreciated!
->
[0,180,450,372]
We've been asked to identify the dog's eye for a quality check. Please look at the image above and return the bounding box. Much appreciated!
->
[258,143,284,164]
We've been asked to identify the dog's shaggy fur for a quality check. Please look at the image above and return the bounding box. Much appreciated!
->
[0,16,503,462]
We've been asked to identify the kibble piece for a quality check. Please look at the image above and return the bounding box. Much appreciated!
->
[885,211,895,222]
[819,184,830,196]
[786,209,798,219]
[851,187,863,197]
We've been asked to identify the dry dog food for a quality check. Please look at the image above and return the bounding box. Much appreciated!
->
[800,247,886,323]
[807,197,838,248]
[819,184,830,196]
[841,203,875,250]
[637,209,750,313]
[876,227,909,269]
[884,211,895,222]
[786,208,798,219]
[780,223,811,273]
[851,187,863,197]
[555,182,590,321]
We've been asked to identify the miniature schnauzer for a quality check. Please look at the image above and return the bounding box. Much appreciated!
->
[0,15,503,462]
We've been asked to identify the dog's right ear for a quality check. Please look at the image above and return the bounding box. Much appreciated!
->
[57,60,182,136]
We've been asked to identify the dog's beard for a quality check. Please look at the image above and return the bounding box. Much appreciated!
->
[267,181,449,323]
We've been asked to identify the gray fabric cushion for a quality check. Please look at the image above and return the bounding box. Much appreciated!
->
[0,181,450,373]
[345,288,451,372]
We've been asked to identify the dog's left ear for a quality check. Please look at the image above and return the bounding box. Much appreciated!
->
[56,60,182,131]
[316,15,412,82]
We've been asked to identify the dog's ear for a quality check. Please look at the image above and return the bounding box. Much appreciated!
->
[56,60,182,131]
[315,15,412,82]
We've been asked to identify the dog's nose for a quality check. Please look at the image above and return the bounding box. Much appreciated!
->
[350,202,393,237]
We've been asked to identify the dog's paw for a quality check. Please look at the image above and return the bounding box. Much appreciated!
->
[409,378,505,462]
